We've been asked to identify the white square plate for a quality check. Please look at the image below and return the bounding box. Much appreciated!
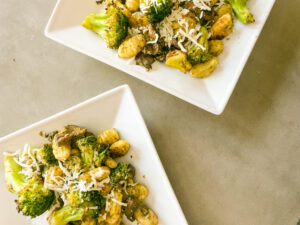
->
[44,0,275,114]
[0,85,188,225]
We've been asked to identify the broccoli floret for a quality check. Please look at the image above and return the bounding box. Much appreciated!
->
[65,188,106,220]
[66,188,106,208]
[37,144,58,167]
[62,155,83,172]
[81,191,106,218]
[48,205,84,225]
[187,27,212,65]
[94,144,110,167]
[110,162,135,186]
[227,0,254,24]
[82,7,128,49]
[4,156,55,217]
[76,135,98,170]
[141,0,173,23]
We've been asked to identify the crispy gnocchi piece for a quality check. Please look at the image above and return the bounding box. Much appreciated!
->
[115,0,132,18]
[106,189,123,225]
[106,0,132,18]
[134,206,158,225]
[45,166,64,188]
[208,40,224,56]
[52,141,71,161]
[97,128,120,145]
[110,140,130,157]
[52,125,85,161]
[127,184,149,202]
[190,57,218,78]
[90,166,111,181]
[216,3,233,19]
[126,0,139,12]
[211,13,233,39]
[129,12,150,28]
[118,34,146,58]
[166,50,192,73]
[105,157,118,168]
[80,166,111,182]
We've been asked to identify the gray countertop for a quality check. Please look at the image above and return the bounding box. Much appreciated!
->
[1,0,300,224]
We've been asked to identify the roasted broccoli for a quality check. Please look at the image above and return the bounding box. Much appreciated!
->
[64,188,106,221]
[141,0,173,23]
[62,155,83,172]
[110,162,135,186]
[94,144,110,167]
[48,205,84,225]
[37,144,58,167]
[76,135,98,170]
[4,156,55,217]
[187,27,211,65]
[82,6,128,49]
[227,0,254,24]
[67,189,106,208]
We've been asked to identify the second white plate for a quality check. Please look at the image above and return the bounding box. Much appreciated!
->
[45,0,275,114]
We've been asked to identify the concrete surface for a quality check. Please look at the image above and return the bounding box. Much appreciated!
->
[0,0,299,224]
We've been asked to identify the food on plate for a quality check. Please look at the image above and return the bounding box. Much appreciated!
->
[82,0,254,77]
[3,125,158,225]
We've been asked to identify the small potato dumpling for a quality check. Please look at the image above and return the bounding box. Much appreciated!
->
[126,0,139,12]
[97,128,120,145]
[79,172,92,183]
[45,166,64,187]
[105,157,118,168]
[90,166,111,181]
[190,57,218,78]
[211,13,233,39]
[166,50,192,73]
[118,34,146,58]
[134,206,158,225]
[110,140,130,157]
[114,0,132,18]
[127,184,149,202]
[52,141,71,161]
[79,166,110,182]
[106,189,123,225]
[129,12,149,28]
[216,4,232,19]
[208,40,224,56]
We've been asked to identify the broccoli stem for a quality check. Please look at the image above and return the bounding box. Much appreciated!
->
[227,0,254,24]
[4,156,27,193]
[82,12,110,33]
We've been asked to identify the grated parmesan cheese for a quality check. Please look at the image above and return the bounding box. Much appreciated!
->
[158,7,206,51]
[192,0,212,11]
[147,33,159,44]
[111,198,128,206]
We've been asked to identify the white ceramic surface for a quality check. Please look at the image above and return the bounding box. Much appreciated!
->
[0,85,188,225]
[44,0,275,114]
